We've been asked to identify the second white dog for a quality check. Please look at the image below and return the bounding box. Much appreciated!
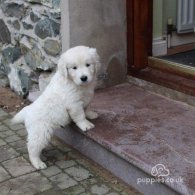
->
[12,46,101,169]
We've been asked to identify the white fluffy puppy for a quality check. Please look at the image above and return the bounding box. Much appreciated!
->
[12,46,101,169]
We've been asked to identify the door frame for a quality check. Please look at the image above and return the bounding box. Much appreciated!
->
[127,0,153,70]
[126,0,195,97]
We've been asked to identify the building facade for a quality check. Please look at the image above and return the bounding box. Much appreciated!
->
[0,0,127,97]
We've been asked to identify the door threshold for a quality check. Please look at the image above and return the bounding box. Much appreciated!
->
[148,56,195,79]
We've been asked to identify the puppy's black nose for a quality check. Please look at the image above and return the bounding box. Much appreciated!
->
[80,76,88,82]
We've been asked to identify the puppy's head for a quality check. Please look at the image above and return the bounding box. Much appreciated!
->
[58,46,101,86]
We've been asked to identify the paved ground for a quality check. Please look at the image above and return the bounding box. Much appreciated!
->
[0,108,140,195]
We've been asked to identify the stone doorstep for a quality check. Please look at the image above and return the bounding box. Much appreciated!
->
[30,83,195,194]
[55,127,178,195]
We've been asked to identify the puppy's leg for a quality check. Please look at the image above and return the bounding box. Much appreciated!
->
[68,104,94,131]
[85,106,98,120]
[27,126,52,169]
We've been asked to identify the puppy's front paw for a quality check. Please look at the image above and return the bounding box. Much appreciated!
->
[86,111,98,120]
[77,120,95,131]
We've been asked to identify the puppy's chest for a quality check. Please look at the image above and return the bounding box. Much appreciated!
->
[81,89,94,108]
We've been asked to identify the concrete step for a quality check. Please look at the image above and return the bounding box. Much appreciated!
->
[28,83,195,194]
[55,83,195,195]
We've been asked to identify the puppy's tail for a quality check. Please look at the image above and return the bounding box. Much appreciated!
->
[12,107,28,124]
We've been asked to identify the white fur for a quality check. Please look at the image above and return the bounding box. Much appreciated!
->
[12,46,101,169]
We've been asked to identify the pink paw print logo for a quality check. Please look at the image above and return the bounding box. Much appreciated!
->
[151,164,170,177]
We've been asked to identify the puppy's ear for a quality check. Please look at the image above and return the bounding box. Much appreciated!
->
[89,48,101,74]
[57,55,68,78]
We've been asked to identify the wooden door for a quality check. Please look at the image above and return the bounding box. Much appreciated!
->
[127,0,153,70]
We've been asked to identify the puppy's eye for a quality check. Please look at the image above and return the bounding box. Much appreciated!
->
[86,64,90,67]
[73,66,77,70]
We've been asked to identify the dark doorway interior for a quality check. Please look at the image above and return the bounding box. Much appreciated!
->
[159,50,195,68]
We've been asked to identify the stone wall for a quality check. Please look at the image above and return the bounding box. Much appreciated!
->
[0,0,127,96]
[0,0,61,97]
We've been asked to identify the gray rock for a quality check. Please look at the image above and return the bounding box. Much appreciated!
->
[1,2,26,19]
[51,19,60,36]
[27,0,41,4]
[27,0,53,8]
[13,33,22,44]
[0,42,2,52]
[29,83,39,93]
[0,0,6,4]
[12,20,20,30]
[22,16,34,29]
[44,39,61,56]
[0,19,11,44]
[7,20,12,25]
[52,0,60,9]
[20,36,33,50]
[24,47,55,71]
[35,18,60,39]
[2,46,21,64]
[20,38,55,71]
[30,11,40,22]
[34,18,52,39]
[0,74,9,87]
[50,10,61,19]
[0,62,10,75]
[18,69,30,97]
[30,72,39,84]
[8,66,30,97]
[22,21,33,30]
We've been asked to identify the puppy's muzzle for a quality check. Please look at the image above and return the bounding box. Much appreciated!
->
[80,76,88,82]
